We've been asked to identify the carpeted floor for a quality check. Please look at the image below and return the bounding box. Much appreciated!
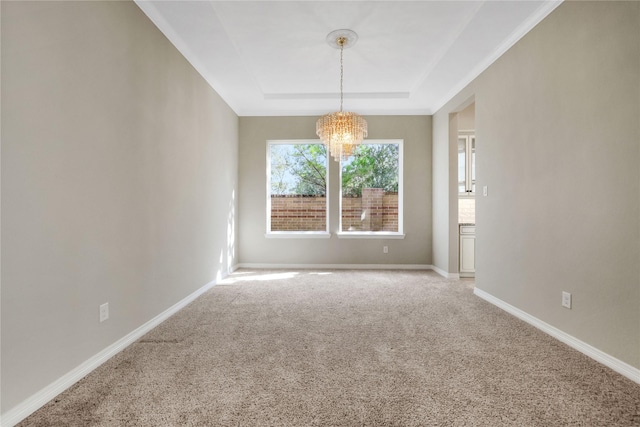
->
[19,269,640,426]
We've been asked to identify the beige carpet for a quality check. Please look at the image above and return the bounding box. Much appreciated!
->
[20,269,640,426]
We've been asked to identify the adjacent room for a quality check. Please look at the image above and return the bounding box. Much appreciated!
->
[2,1,638,425]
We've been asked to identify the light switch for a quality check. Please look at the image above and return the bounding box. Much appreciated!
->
[483,185,488,196]
[562,291,572,309]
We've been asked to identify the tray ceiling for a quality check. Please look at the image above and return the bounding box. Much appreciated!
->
[135,1,562,116]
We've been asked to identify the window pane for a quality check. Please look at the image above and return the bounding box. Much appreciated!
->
[341,143,400,232]
[268,143,327,232]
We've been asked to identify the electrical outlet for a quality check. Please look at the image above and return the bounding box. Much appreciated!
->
[383,246,389,254]
[100,302,109,322]
[562,292,571,309]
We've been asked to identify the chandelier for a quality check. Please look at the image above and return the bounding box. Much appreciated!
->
[316,29,368,162]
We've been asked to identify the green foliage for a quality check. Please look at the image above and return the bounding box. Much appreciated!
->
[290,144,327,195]
[341,144,399,197]
[270,143,399,198]
[270,144,327,196]
[270,147,290,195]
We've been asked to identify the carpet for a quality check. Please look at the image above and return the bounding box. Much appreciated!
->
[19,269,640,426]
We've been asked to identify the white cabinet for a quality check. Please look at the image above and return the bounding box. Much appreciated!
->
[458,134,476,195]
[459,225,475,277]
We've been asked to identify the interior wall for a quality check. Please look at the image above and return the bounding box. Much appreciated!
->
[474,0,639,368]
[1,0,239,413]
[434,1,639,369]
[457,103,475,131]
[431,114,450,273]
[464,1,638,368]
[238,116,432,266]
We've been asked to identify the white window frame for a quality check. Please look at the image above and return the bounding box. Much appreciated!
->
[265,139,330,238]
[337,139,405,239]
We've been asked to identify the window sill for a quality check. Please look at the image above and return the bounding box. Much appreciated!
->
[337,232,405,239]
[265,231,331,239]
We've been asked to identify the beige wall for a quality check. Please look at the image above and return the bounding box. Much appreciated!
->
[1,0,238,413]
[3,0,638,419]
[435,1,640,368]
[239,116,431,266]
[457,103,475,131]
[476,1,639,368]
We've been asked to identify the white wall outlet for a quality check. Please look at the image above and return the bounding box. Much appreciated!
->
[99,302,109,322]
[483,185,488,196]
[562,292,572,309]
[383,246,389,254]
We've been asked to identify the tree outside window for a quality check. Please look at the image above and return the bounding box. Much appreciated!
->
[340,142,401,233]
[267,140,402,235]
[268,142,327,232]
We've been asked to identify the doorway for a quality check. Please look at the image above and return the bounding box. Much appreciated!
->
[457,103,475,278]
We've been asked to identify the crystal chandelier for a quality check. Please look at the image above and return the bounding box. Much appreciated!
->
[316,29,368,162]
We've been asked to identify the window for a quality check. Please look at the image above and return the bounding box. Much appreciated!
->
[339,140,403,237]
[266,141,329,236]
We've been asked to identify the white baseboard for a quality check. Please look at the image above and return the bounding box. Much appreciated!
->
[236,263,433,271]
[430,265,460,279]
[473,287,640,385]
[1,276,225,427]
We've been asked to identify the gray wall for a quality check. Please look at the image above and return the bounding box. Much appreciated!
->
[435,1,640,368]
[239,116,432,266]
[1,0,239,412]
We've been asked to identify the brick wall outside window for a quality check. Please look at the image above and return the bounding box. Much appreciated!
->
[270,190,398,232]
[270,195,326,231]
[342,190,398,232]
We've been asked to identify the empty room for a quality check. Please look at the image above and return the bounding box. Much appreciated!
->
[2,0,639,425]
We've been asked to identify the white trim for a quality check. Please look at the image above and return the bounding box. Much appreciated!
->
[1,277,225,427]
[237,263,432,271]
[430,265,460,279]
[266,140,329,235]
[336,232,405,240]
[432,1,563,114]
[133,1,241,114]
[339,139,404,235]
[265,232,331,239]
[473,287,640,385]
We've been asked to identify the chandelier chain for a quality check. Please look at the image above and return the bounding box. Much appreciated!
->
[339,41,344,112]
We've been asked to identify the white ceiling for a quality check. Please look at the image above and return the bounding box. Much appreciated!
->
[134,1,561,116]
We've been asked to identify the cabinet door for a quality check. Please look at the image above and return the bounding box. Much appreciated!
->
[458,137,467,194]
[460,235,475,274]
[469,136,476,194]
[458,134,476,195]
